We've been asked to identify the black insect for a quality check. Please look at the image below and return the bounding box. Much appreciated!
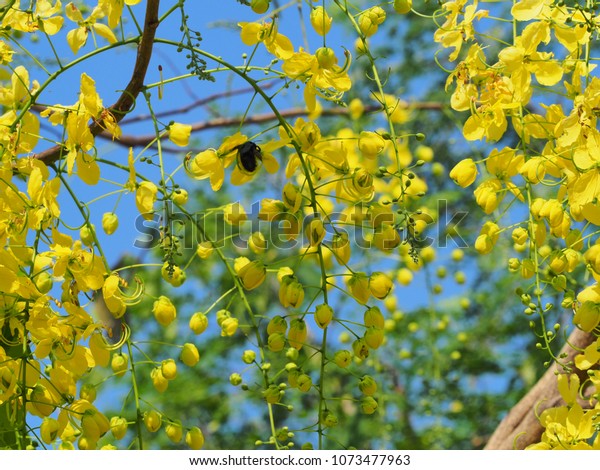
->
[236,141,263,175]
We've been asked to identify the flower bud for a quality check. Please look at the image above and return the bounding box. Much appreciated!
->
[196,241,214,259]
[267,315,288,335]
[373,224,400,251]
[331,233,351,265]
[268,332,286,352]
[221,317,239,337]
[358,375,378,396]
[165,421,183,443]
[282,183,302,212]
[80,384,97,402]
[109,416,128,440]
[186,427,205,450]
[364,306,384,329]
[102,212,118,235]
[249,231,267,254]
[393,0,412,14]
[172,188,188,206]
[449,158,477,187]
[152,295,177,327]
[360,396,378,414]
[161,359,177,380]
[151,367,169,393]
[230,373,242,386]
[238,260,267,290]
[181,343,200,366]
[310,6,332,36]
[169,123,191,147]
[224,202,247,225]
[314,304,334,329]
[364,327,384,349]
[369,272,393,299]
[316,47,337,69]
[80,224,95,246]
[352,338,369,359]
[35,271,53,294]
[288,318,307,350]
[279,275,305,308]
[161,262,186,287]
[306,218,326,247]
[251,0,270,14]
[347,273,370,305]
[297,373,312,392]
[189,312,208,335]
[321,411,338,427]
[263,384,282,404]
[40,417,59,444]
[144,410,162,433]
[111,353,128,377]
[259,198,285,221]
[333,350,352,368]
[242,350,256,364]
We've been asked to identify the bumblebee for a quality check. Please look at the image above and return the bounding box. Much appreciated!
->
[236,141,263,175]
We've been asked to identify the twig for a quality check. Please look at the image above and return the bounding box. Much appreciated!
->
[33,0,161,165]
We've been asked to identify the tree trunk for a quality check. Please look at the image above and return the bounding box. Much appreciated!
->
[485,328,595,449]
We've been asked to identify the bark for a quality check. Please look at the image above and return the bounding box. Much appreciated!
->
[484,328,595,449]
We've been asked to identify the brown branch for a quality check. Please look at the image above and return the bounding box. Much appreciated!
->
[484,328,596,449]
[119,82,277,125]
[92,101,445,149]
[33,0,160,165]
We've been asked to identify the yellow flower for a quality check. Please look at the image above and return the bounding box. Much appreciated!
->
[450,158,478,187]
[187,149,225,191]
[358,131,386,159]
[364,306,385,329]
[136,181,158,220]
[239,20,293,60]
[189,312,208,335]
[169,122,192,147]
[152,295,177,327]
[66,2,117,54]
[283,48,351,113]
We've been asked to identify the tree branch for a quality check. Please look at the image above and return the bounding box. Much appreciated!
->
[92,101,444,150]
[33,0,161,165]
[484,327,596,449]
